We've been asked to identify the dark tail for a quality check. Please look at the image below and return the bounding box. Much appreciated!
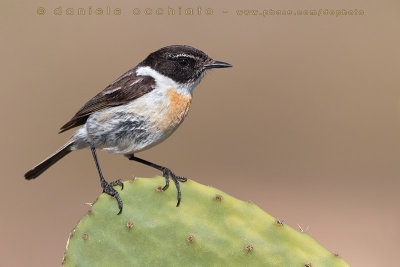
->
[25,141,73,180]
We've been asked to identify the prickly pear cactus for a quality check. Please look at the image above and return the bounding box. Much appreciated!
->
[63,177,349,267]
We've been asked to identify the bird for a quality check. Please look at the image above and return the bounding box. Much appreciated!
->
[24,45,232,214]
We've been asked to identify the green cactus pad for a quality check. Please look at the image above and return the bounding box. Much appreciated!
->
[63,177,349,267]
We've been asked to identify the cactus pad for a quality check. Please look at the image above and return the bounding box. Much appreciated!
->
[63,177,349,266]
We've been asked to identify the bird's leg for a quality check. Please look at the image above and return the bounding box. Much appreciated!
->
[89,143,124,214]
[127,154,187,206]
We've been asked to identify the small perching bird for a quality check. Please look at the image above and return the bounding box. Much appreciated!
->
[24,45,232,214]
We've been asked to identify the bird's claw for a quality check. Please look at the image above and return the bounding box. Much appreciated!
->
[109,179,124,190]
[102,180,124,215]
[161,168,187,206]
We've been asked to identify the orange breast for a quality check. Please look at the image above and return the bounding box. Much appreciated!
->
[160,89,192,132]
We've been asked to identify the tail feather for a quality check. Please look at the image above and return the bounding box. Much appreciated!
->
[25,141,73,180]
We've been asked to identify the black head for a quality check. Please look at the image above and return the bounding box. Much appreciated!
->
[140,45,231,84]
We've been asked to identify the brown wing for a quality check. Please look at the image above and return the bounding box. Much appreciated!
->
[59,69,155,133]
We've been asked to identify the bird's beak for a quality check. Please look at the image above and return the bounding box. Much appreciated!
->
[204,60,232,69]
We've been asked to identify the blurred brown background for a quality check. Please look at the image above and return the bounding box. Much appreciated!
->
[1,0,399,266]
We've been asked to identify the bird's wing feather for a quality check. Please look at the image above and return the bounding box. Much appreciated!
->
[59,69,156,133]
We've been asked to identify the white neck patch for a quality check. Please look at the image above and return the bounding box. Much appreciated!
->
[136,66,202,96]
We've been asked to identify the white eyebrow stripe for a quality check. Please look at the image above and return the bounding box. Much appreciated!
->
[103,87,121,95]
[170,53,199,60]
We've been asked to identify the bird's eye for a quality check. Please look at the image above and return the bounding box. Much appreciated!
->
[177,57,189,66]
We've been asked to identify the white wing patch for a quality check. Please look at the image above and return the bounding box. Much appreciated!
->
[129,78,143,86]
[102,87,121,95]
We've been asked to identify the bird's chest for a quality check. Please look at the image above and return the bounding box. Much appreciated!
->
[158,88,192,133]
[125,88,192,134]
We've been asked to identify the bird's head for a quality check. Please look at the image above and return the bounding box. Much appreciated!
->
[140,45,232,85]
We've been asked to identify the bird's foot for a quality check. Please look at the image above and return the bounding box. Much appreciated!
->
[161,168,187,207]
[101,179,124,215]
